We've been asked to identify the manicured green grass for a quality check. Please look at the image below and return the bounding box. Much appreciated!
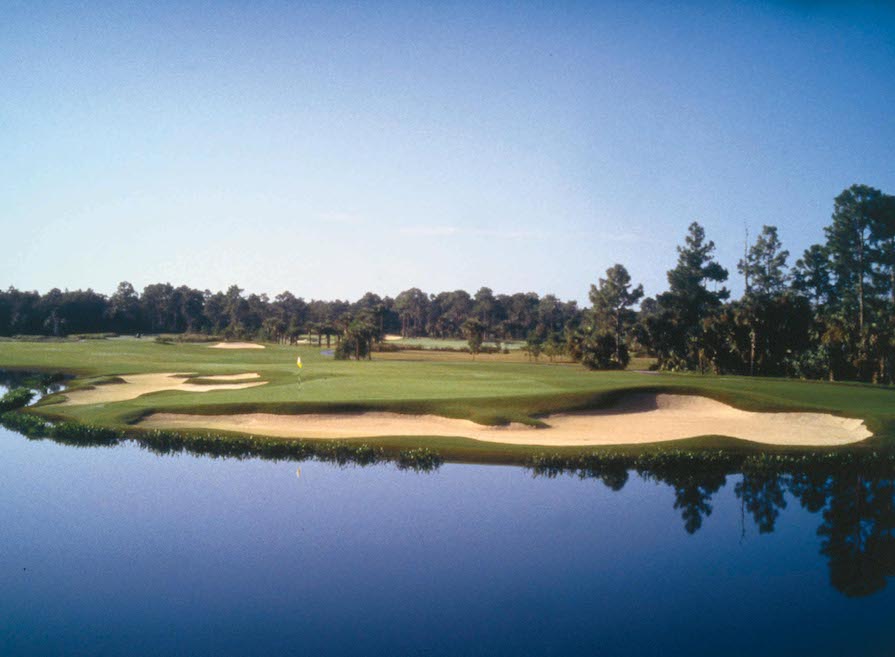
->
[1,337,894,461]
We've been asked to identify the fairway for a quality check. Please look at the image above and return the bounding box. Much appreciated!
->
[2,338,894,460]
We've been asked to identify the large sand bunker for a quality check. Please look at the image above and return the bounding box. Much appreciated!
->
[209,342,265,349]
[139,393,872,447]
[60,373,266,406]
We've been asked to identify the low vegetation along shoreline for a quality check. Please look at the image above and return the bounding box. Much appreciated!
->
[1,338,894,469]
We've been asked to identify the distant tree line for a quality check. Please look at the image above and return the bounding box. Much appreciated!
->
[1,184,892,380]
[0,281,581,354]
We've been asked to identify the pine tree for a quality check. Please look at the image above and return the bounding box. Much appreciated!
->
[589,264,644,366]
[738,225,789,296]
[652,222,728,370]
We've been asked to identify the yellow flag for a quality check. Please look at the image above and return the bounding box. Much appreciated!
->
[296,356,303,369]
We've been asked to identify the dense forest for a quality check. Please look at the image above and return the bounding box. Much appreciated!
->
[2,184,893,382]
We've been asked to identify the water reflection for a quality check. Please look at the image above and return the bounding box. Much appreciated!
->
[537,463,895,598]
[6,402,890,599]
[0,370,67,396]
[660,470,727,534]
[738,471,895,597]
[3,369,894,599]
[736,469,787,534]
[818,475,895,597]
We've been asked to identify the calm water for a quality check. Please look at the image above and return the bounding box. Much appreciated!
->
[1,390,894,655]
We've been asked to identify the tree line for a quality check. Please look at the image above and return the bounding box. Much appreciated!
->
[1,184,892,380]
[0,282,580,349]
[635,184,895,383]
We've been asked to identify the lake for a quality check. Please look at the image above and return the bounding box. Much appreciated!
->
[1,386,894,656]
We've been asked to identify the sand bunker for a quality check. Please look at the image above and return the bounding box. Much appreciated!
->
[209,342,265,349]
[139,393,872,447]
[192,373,262,381]
[60,373,267,406]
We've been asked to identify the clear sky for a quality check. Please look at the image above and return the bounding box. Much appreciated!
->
[2,1,893,303]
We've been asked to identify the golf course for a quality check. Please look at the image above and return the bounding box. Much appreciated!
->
[3,337,893,464]
[6,4,895,652]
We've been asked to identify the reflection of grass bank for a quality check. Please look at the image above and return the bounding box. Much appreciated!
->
[0,410,444,471]
[528,448,895,481]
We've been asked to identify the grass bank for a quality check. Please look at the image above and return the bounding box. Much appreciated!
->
[1,338,894,463]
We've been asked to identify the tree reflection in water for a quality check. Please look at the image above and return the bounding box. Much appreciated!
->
[655,470,727,534]
[736,469,788,534]
[738,469,895,597]
[817,475,895,597]
[535,462,895,598]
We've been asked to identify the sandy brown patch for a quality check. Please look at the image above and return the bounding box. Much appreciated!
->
[60,373,267,406]
[209,342,265,349]
[138,393,871,447]
[193,373,262,381]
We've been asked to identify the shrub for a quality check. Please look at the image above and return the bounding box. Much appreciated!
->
[396,448,444,471]
[154,333,223,344]
[0,388,34,412]
[579,331,628,370]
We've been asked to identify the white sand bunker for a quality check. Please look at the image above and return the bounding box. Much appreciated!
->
[139,393,872,447]
[193,373,263,381]
[209,342,265,349]
[60,372,266,406]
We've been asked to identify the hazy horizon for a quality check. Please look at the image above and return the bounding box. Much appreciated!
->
[3,1,894,304]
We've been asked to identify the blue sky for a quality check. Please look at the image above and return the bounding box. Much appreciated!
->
[2,1,893,303]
